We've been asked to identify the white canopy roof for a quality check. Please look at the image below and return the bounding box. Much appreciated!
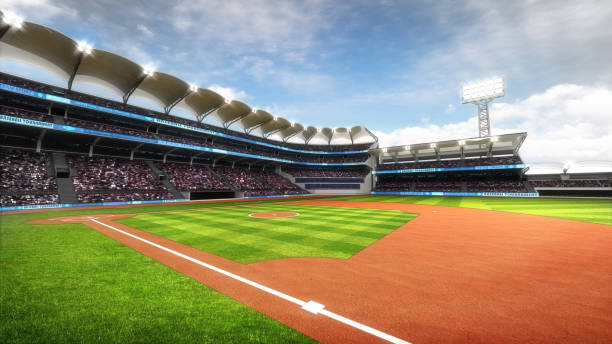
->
[0,13,377,145]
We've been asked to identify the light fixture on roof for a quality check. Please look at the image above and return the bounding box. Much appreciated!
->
[224,98,232,104]
[189,84,198,92]
[2,11,23,29]
[490,136,499,142]
[382,147,388,153]
[142,65,155,77]
[430,143,437,148]
[76,41,93,55]
[404,145,410,151]
[458,140,466,145]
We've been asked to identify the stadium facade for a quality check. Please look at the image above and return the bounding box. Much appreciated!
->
[1,14,610,210]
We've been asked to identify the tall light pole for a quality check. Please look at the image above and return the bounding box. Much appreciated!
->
[461,77,505,137]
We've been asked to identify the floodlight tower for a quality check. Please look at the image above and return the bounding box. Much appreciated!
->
[461,77,505,137]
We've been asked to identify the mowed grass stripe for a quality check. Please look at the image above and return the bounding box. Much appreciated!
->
[134,213,401,253]
[118,204,416,263]
[326,195,612,225]
[139,207,409,239]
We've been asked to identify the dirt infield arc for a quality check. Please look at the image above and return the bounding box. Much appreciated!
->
[27,200,612,343]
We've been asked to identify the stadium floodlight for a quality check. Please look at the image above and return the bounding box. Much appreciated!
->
[189,84,198,92]
[430,143,436,148]
[404,145,410,151]
[2,11,24,29]
[458,140,466,145]
[490,136,499,142]
[142,65,155,77]
[76,41,93,55]
[461,77,505,137]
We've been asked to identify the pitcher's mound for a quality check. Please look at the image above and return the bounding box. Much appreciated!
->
[249,212,300,218]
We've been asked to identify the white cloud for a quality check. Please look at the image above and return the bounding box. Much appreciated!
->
[1,0,78,22]
[170,0,335,54]
[397,0,612,102]
[208,84,247,101]
[136,24,154,38]
[374,84,612,164]
[237,55,334,94]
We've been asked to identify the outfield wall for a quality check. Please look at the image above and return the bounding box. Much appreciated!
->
[370,191,539,197]
[0,194,318,212]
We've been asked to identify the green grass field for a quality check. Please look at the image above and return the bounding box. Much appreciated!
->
[118,203,416,263]
[324,195,612,225]
[1,195,610,343]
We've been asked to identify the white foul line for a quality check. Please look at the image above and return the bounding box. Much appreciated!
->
[90,219,411,344]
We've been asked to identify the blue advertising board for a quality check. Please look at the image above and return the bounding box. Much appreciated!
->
[370,191,538,197]
[373,164,526,174]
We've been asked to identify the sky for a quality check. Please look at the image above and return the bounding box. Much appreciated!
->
[1,0,611,163]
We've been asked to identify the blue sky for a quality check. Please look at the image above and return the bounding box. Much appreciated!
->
[1,0,611,163]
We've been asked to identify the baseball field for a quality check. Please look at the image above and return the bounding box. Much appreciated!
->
[1,195,611,343]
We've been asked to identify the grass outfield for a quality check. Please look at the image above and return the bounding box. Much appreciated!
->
[118,203,416,263]
[0,210,317,344]
[323,195,612,225]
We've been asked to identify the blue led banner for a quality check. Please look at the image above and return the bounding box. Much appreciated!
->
[370,191,539,197]
[0,114,365,166]
[243,194,312,199]
[0,83,368,155]
[0,198,190,212]
[0,195,316,211]
[373,164,526,174]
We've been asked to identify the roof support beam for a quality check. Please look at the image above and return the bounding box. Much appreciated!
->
[196,103,225,123]
[305,134,316,144]
[0,25,10,41]
[89,137,101,157]
[282,131,300,142]
[163,148,178,163]
[164,90,193,114]
[36,129,47,152]
[264,128,283,138]
[123,75,148,103]
[190,152,205,165]
[223,110,251,129]
[130,143,144,160]
[364,127,379,143]
[67,52,85,90]
[212,155,227,167]
[245,118,273,134]
[349,130,354,144]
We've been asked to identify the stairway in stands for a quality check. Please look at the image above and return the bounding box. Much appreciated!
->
[51,152,78,204]
[145,161,184,199]
[207,166,236,191]
[523,180,536,193]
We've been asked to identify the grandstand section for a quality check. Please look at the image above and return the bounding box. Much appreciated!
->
[370,133,536,197]
[0,71,376,207]
[526,161,612,197]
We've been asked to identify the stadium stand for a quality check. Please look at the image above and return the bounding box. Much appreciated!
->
[161,162,228,191]
[0,149,58,206]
